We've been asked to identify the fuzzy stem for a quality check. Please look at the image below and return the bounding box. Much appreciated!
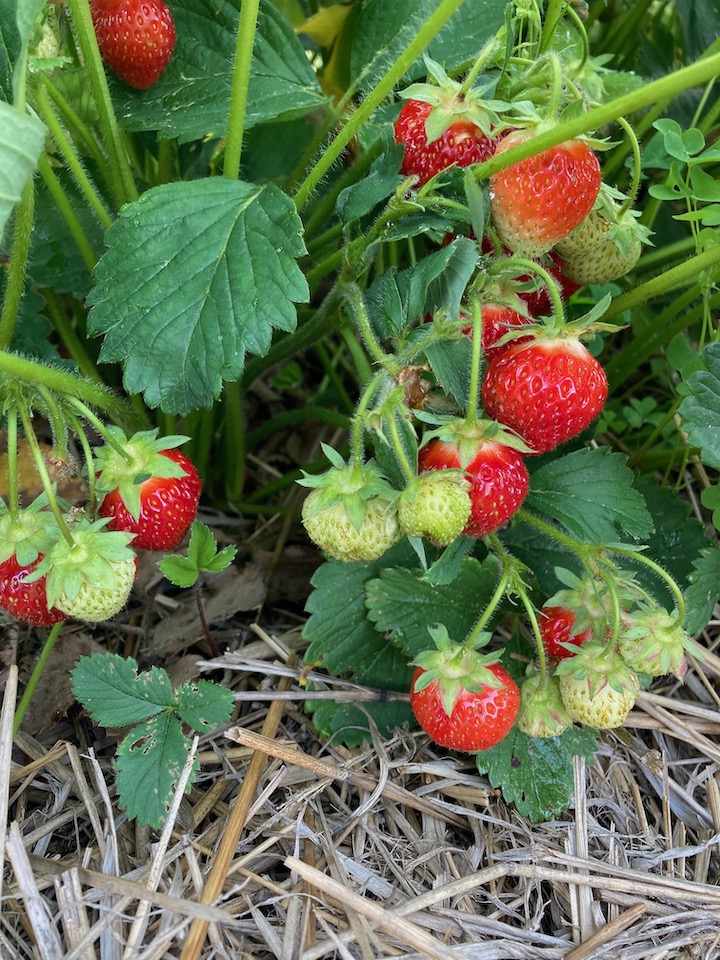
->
[493,255,565,323]
[0,178,35,350]
[386,411,416,484]
[42,74,109,175]
[67,412,98,516]
[341,283,397,374]
[17,403,74,546]
[66,0,138,205]
[63,396,133,462]
[516,585,548,683]
[223,0,260,179]
[465,297,484,423]
[13,621,65,735]
[472,52,720,183]
[37,153,96,273]
[605,546,686,629]
[293,0,470,211]
[565,4,589,71]
[6,407,20,522]
[350,370,390,464]
[458,37,499,95]
[615,116,642,213]
[461,540,514,651]
[35,82,113,230]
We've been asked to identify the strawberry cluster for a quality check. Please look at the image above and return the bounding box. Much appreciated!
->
[0,429,200,626]
[298,62,668,756]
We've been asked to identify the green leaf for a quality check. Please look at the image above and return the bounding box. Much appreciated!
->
[365,556,501,658]
[205,545,238,573]
[350,0,506,91]
[475,725,598,822]
[173,680,234,733]
[424,337,473,409]
[525,448,653,542]
[72,653,172,727]
[684,547,720,637]
[0,103,45,244]
[186,521,219,568]
[302,541,417,674]
[0,0,20,102]
[679,342,720,468]
[87,178,308,414]
[336,135,405,226]
[115,714,198,827]
[158,554,199,589]
[110,0,326,143]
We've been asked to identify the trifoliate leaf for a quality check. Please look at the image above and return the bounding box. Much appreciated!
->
[475,725,598,822]
[365,556,501,658]
[115,714,197,827]
[87,178,308,414]
[72,653,172,727]
[525,448,653,542]
[679,342,720,469]
[205,545,238,573]
[174,681,234,733]
[186,521,220,569]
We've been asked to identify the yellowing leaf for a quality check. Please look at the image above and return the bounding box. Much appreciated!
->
[297,4,353,46]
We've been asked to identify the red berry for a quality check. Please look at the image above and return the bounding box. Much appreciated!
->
[418,436,529,537]
[90,0,176,90]
[0,555,66,627]
[410,663,520,752]
[539,605,592,659]
[99,448,201,551]
[490,132,601,258]
[481,338,608,454]
[394,99,496,186]
[472,303,533,361]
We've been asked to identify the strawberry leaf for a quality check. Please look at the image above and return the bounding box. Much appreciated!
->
[365,556,502,658]
[679,342,720,468]
[109,0,326,143]
[0,102,46,244]
[157,555,199,589]
[87,179,308,414]
[525,448,653,542]
[115,714,198,828]
[72,653,172,727]
[475,725,598,822]
[684,547,720,637]
[173,681,234,733]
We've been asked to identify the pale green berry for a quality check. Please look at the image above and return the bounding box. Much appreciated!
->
[517,674,572,738]
[558,670,639,729]
[56,558,137,622]
[398,474,471,546]
[302,492,400,563]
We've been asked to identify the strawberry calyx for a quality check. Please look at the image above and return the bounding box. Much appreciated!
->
[298,446,398,533]
[30,516,137,612]
[399,59,509,144]
[94,428,192,523]
[618,604,690,679]
[412,624,505,717]
[0,494,62,568]
[553,641,639,700]
[517,672,572,738]
[417,414,534,461]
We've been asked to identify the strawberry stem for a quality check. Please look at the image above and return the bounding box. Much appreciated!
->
[459,539,514,653]
[350,370,389,464]
[66,413,98,516]
[465,297,484,424]
[5,406,20,523]
[64,398,134,464]
[495,256,565,324]
[17,402,74,547]
[458,37,499,96]
[37,154,97,273]
[0,178,34,350]
[616,117,642,214]
[514,581,548,683]
[606,546,687,630]
[545,52,563,121]
[565,5,590,72]
[224,0,260,179]
[386,409,416,484]
[341,283,399,375]
[13,621,65,735]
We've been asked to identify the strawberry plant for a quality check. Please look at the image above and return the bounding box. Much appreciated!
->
[2,0,720,826]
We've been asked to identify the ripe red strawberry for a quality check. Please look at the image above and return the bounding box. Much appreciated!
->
[395,99,497,185]
[481,336,608,454]
[418,425,530,538]
[0,555,66,627]
[410,624,520,752]
[95,430,201,551]
[490,131,601,257]
[90,0,176,90]
[474,302,533,361]
[539,605,592,659]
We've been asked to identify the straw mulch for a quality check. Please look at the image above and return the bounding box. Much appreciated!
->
[2,533,720,960]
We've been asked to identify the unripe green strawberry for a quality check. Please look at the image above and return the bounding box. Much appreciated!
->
[617,605,689,679]
[398,472,471,546]
[556,643,639,729]
[56,557,137,622]
[555,210,645,285]
[517,673,572,738]
[298,450,401,564]
[302,493,400,563]
[32,517,138,623]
